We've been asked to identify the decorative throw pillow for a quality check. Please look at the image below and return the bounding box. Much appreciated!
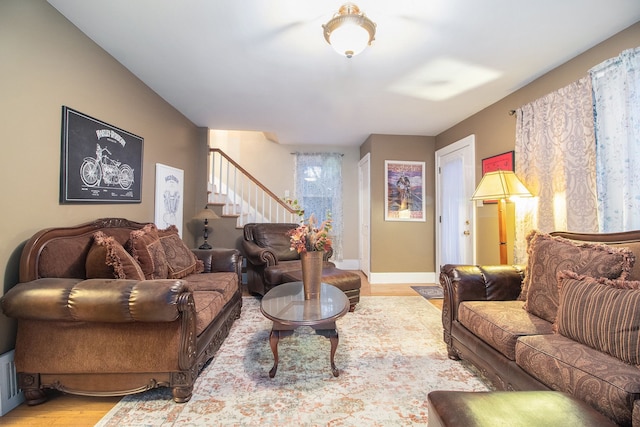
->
[556,270,640,365]
[130,224,169,279]
[86,231,145,280]
[521,230,634,323]
[158,225,203,279]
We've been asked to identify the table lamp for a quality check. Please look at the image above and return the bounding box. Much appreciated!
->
[471,170,532,264]
[193,206,219,249]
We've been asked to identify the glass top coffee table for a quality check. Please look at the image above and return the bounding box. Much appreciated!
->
[260,281,349,378]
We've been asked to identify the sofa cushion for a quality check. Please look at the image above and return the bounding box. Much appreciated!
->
[605,241,640,281]
[457,300,554,360]
[183,272,238,305]
[556,271,640,365]
[86,231,145,280]
[521,230,634,323]
[158,225,203,279]
[192,290,226,336]
[515,334,640,427]
[130,224,169,279]
[252,223,299,261]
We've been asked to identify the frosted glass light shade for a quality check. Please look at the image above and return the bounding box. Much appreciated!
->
[323,4,376,58]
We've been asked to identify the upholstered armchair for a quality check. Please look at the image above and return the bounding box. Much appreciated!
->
[241,223,334,295]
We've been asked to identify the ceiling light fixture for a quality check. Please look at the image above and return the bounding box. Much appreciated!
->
[322,3,376,58]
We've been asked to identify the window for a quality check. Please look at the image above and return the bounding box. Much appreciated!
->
[294,153,343,260]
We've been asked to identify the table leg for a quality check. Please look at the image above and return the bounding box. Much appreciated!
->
[269,329,279,378]
[328,329,339,377]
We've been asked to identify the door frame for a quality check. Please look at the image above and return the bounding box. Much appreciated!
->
[435,135,476,270]
[358,153,371,278]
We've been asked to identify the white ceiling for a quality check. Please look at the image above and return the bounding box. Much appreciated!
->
[48,0,640,146]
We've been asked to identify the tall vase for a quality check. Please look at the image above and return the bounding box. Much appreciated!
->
[300,251,324,299]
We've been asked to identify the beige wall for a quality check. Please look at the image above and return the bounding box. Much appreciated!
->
[361,134,436,276]
[0,1,208,355]
[435,21,640,265]
[209,130,361,263]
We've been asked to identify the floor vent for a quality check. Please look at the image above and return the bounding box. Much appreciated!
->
[0,350,24,416]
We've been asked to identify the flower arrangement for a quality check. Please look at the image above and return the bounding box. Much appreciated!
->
[284,198,332,253]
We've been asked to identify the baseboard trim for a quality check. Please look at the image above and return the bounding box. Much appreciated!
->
[368,271,437,285]
[333,259,359,270]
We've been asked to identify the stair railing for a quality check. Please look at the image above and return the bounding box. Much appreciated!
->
[209,148,300,227]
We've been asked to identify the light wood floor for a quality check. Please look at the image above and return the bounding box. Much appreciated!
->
[1,273,440,426]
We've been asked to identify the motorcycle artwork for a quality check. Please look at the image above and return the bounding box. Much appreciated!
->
[80,143,135,190]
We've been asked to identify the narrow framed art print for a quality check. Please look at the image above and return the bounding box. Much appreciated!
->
[60,106,143,203]
[155,163,184,236]
[384,160,426,221]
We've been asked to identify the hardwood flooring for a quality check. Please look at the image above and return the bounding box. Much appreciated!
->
[1,272,440,426]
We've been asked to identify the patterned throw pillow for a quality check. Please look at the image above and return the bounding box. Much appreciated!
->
[522,230,634,323]
[556,270,640,365]
[86,231,145,280]
[130,224,169,279]
[158,225,203,279]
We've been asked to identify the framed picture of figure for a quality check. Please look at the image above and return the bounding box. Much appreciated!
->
[384,160,426,222]
[155,163,184,237]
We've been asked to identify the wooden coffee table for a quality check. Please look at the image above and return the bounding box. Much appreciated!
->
[260,281,349,378]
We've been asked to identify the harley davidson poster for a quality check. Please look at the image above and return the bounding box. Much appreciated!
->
[60,106,143,203]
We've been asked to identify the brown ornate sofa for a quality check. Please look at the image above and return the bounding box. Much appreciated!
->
[241,222,334,295]
[440,230,640,426]
[1,218,242,405]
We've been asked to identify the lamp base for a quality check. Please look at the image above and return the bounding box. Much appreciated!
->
[199,242,212,250]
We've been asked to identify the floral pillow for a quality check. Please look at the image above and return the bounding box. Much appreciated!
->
[158,225,203,279]
[86,231,145,281]
[556,270,640,365]
[521,230,634,323]
[130,224,169,279]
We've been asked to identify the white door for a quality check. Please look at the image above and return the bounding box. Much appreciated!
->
[358,153,371,278]
[435,135,476,270]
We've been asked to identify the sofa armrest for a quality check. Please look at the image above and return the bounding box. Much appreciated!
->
[439,264,525,320]
[1,278,190,323]
[192,248,242,276]
[241,239,277,266]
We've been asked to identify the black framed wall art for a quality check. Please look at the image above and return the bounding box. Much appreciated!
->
[60,106,143,203]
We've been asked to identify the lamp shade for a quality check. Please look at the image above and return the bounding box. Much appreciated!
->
[471,170,532,201]
[323,4,376,58]
[193,207,219,221]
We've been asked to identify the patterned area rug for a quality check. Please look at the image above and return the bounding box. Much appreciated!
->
[411,285,444,299]
[97,296,488,426]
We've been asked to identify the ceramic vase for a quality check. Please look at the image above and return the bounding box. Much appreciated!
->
[300,250,323,299]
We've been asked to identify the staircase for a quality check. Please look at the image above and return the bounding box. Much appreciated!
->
[205,149,300,248]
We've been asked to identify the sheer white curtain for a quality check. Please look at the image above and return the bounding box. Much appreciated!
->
[441,155,465,264]
[590,47,640,232]
[294,153,343,261]
[514,77,598,262]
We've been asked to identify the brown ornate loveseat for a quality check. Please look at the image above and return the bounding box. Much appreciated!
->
[1,218,242,405]
[440,230,640,426]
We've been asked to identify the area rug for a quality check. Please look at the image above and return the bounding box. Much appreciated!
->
[411,285,444,299]
[96,296,488,426]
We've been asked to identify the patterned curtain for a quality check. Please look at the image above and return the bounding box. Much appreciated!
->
[294,153,343,261]
[514,77,598,262]
[590,47,640,232]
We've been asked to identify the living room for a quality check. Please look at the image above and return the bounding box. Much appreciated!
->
[2,1,640,425]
